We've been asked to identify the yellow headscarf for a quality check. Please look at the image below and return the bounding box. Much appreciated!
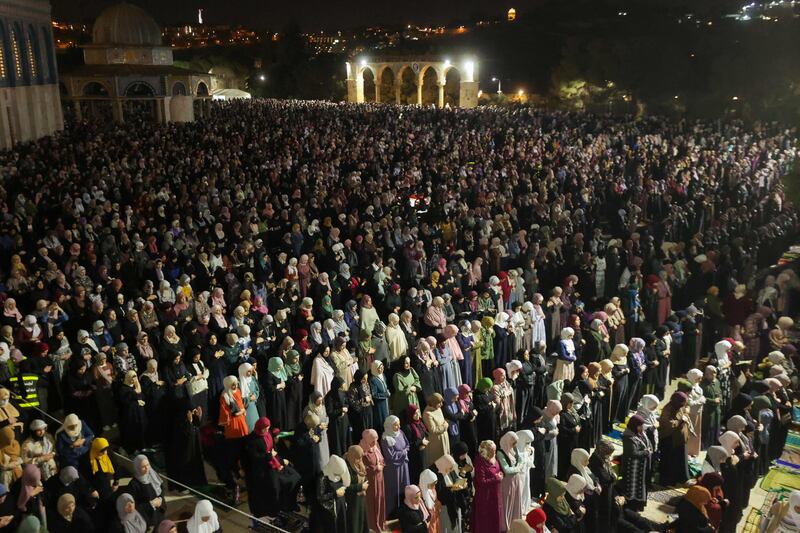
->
[90,437,114,474]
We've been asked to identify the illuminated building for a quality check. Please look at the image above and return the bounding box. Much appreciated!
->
[0,0,63,150]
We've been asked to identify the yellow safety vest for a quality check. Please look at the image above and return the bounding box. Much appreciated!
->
[8,375,39,409]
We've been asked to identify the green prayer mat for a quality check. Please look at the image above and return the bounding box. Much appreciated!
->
[760,469,800,491]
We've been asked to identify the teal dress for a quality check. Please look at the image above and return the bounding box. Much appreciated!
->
[243,379,261,432]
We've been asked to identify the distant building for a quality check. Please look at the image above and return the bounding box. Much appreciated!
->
[0,0,64,150]
[59,2,213,124]
[507,8,517,21]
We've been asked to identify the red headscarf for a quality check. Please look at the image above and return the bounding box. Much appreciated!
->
[526,508,547,533]
[254,417,281,470]
[406,404,426,441]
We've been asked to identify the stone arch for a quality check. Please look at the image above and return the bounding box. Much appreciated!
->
[398,65,418,105]
[124,81,155,97]
[443,66,461,107]
[378,66,396,104]
[172,81,187,96]
[196,80,209,96]
[82,81,109,96]
[419,65,438,106]
[362,66,376,103]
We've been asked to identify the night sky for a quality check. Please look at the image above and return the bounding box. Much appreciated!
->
[51,0,514,31]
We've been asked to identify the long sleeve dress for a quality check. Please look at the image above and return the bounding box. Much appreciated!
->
[621,430,652,509]
[325,384,351,457]
[370,374,390,430]
[381,431,411,517]
[541,415,559,480]
[471,455,503,533]
[498,449,524,531]
[392,368,421,415]
[423,406,451,465]
[363,444,386,533]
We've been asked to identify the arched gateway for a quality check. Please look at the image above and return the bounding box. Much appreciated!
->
[345,56,479,108]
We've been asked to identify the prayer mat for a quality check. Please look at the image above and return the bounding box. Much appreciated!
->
[760,469,800,491]
[785,430,800,449]
[648,488,686,504]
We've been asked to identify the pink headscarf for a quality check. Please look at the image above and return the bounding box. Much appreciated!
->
[457,384,471,414]
[492,367,506,384]
[544,400,562,424]
[359,429,379,451]
[443,324,464,361]
[404,485,421,510]
[17,464,41,511]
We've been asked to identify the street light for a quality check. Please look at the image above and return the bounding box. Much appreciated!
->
[732,96,739,101]
[259,74,266,81]
[491,76,502,94]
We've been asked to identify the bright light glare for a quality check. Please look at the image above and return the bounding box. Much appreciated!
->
[259,74,266,81]
[360,58,367,66]
[732,96,739,100]
[518,89,524,96]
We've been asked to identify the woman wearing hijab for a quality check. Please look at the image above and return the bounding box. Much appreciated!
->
[116,370,147,455]
[673,486,715,533]
[404,404,429,483]
[126,455,165,527]
[392,356,421,415]
[493,367,517,434]
[311,345,336,397]
[423,393,451,466]
[325,376,350,457]
[609,345,630,423]
[398,485,428,533]
[348,369,374,438]
[472,440,504,533]
[538,400,561,482]
[49,493,95,533]
[474,377,499,443]
[698,472,727,532]
[263,357,288,430]
[283,350,304,430]
[441,387,463,445]
[554,327,577,382]
[701,365,723,449]
[381,415,410,517]
[186,500,221,533]
[493,312,514,370]
[557,393,581,481]
[542,477,577,533]
[88,437,119,515]
[658,391,691,486]
[498,431,524,531]
[20,420,56,481]
[359,429,386,533]
[456,384,478,457]
[621,414,652,512]
[369,360,390,430]
[54,414,93,469]
[419,468,442,532]
[751,394,774,476]
[564,473,588,528]
[110,493,147,533]
[587,440,617,531]
[304,391,330,468]
[432,453,468,533]
[244,416,301,517]
[341,445,368,533]
[686,368,707,457]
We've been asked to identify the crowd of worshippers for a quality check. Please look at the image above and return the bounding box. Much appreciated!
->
[0,100,797,533]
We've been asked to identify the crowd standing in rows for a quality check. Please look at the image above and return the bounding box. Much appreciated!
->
[0,100,798,533]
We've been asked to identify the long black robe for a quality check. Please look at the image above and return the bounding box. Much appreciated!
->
[557,409,581,481]
[285,371,304,431]
[140,375,167,448]
[588,454,616,532]
[241,432,301,517]
[165,410,206,490]
[516,358,536,424]
[263,372,288,431]
[126,477,166,527]
[473,390,498,443]
[312,476,347,533]
[611,363,629,423]
[493,326,512,369]
[345,464,368,533]
[115,384,147,454]
[325,379,350,457]
[397,502,428,533]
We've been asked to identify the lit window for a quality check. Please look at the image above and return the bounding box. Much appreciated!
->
[26,33,36,78]
[0,43,5,79]
[10,30,21,79]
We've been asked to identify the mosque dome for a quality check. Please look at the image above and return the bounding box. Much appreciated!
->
[92,2,162,46]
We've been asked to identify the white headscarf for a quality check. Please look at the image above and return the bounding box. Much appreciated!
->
[419,469,438,510]
[570,448,597,491]
[494,312,510,329]
[382,415,400,447]
[566,474,587,500]
[187,500,220,533]
[132,455,162,494]
[238,363,254,398]
[322,455,351,488]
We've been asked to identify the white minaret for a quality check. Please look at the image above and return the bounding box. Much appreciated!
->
[198,8,203,24]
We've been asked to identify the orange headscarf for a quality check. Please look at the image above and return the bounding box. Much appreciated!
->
[685,486,712,517]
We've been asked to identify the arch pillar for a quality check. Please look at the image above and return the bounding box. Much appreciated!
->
[459,80,479,108]
[437,83,445,108]
[112,99,124,123]
[394,81,401,104]
[73,101,82,121]
[374,82,380,103]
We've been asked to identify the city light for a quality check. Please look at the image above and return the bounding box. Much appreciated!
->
[443,59,450,68]
[518,89,524,96]
[463,60,475,82]
[259,74,266,81]
[360,58,367,66]
[674,95,679,99]
[732,96,739,100]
